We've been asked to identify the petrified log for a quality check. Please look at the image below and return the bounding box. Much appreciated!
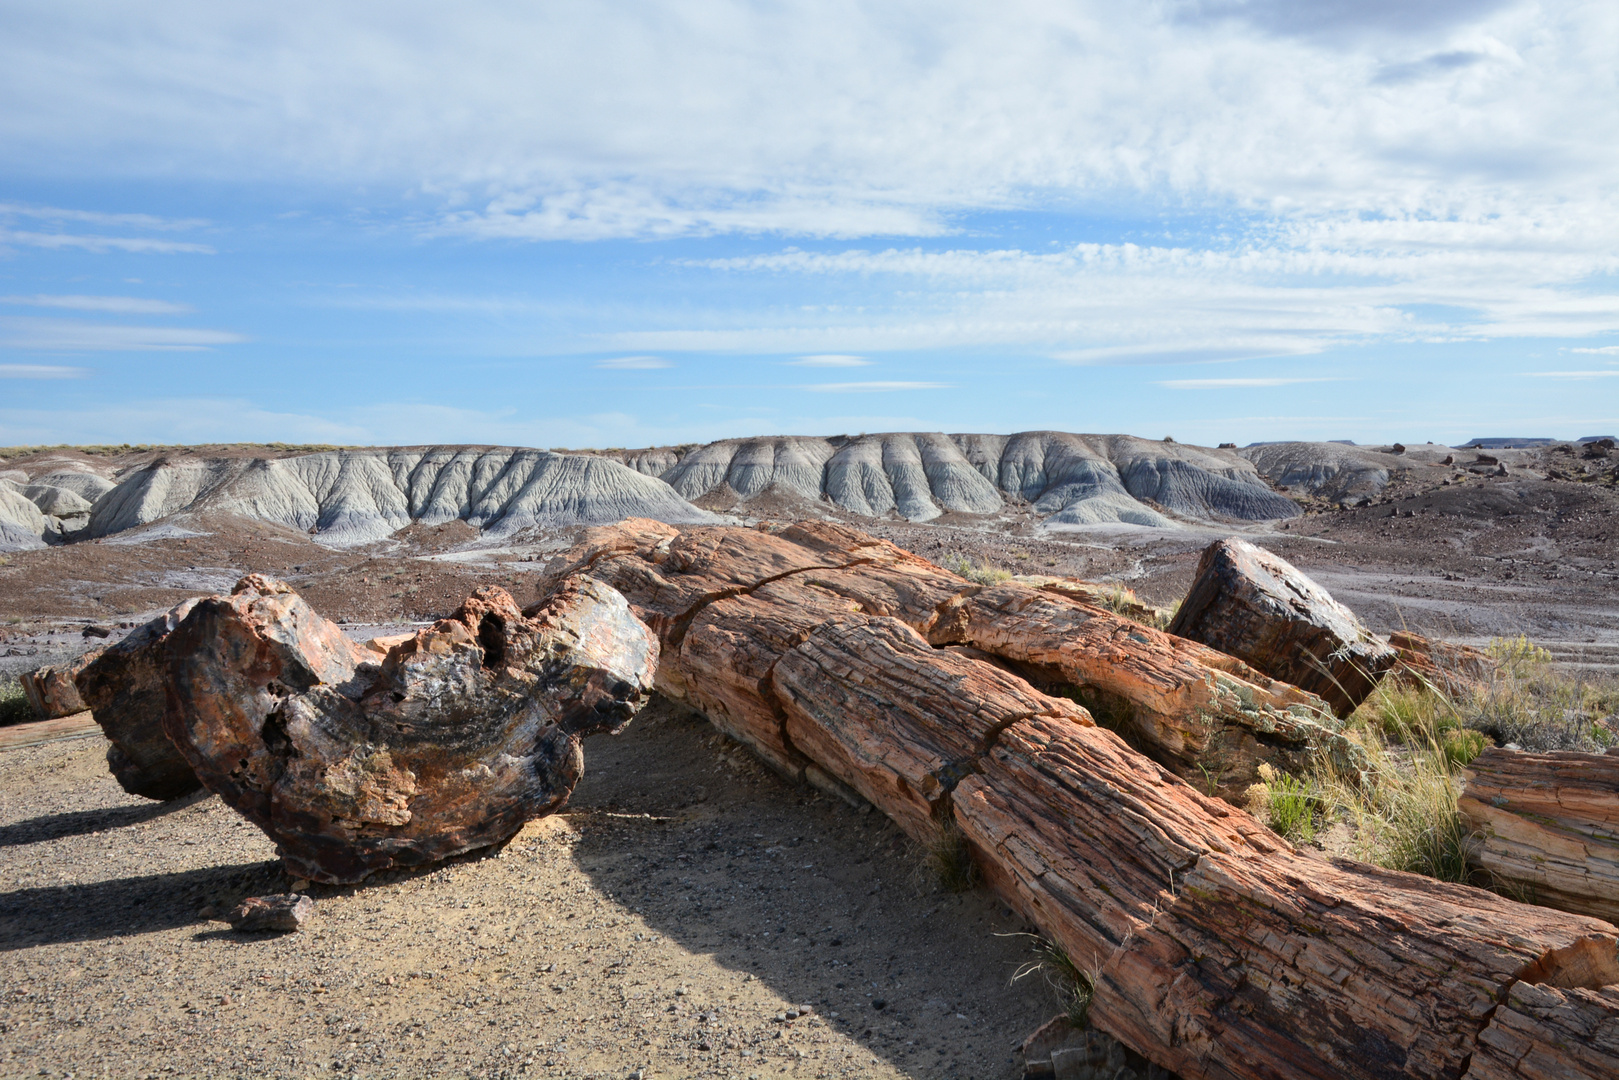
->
[20,647,101,719]
[549,519,1359,798]
[73,601,203,800]
[161,573,657,883]
[1459,747,1619,922]
[556,519,1619,1080]
[1388,630,1494,696]
[1167,536,1398,716]
[1464,981,1619,1080]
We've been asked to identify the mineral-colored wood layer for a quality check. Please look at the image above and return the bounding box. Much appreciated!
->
[554,519,1619,1080]
[1460,747,1619,923]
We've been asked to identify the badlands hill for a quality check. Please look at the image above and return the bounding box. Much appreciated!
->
[0,431,1485,552]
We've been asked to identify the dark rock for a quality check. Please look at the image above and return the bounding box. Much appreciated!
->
[226,893,313,932]
[81,624,112,639]
[162,574,657,883]
[1167,537,1398,717]
[74,600,203,800]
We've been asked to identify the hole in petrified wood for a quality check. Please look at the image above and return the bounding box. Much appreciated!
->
[477,613,506,670]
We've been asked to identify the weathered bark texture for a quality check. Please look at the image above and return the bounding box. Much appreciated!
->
[554,519,1619,1080]
[1167,536,1398,717]
[549,518,1359,799]
[162,573,657,883]
[20,647,102,720]
[1464,982,1619,1080]
[1459,747,1619,922]
[73,601,203,800]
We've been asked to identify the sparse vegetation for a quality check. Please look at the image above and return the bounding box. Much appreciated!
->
[1265,635,1618,886]
[1091,583,1174,631]
[943,554,1012,586]
[927,820,981,892]
[1,675,37,726]
[1011,935,1095,1028]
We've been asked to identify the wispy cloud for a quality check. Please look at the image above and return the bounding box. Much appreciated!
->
[1158,377,1343,390]
[0,202,208,230]
[0,317,244,351]
[801,381,951,393]
[0,363,90,379]
[0,230,214,255]
[1569,346,1619,355]
[787,354,871,367]
[0,294,194,314]
[593,355,672,370]
[1524,370,1619,379]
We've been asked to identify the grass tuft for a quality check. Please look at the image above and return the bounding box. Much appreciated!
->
[1011,936,1095,1028]
[942,554,1012,586]
[0,675,37,727]
[927,820,981,893]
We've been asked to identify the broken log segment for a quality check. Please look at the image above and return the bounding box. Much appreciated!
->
[558,519,1619,1080]
[73,600,203,801]
[1168,536,1398,717]
[20,647,101,720]
[1459,747,1619,923]
[1463,981,1619,1080]
[161,573,657,883]
[552,518,1360,799]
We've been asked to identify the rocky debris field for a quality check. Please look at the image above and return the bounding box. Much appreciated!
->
[1,698,1057,1080]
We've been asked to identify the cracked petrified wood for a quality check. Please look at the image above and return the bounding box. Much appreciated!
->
[1167,536,1398,717]
[161,573,656,883]
[73,601,202,800]
[20,646,101,720]
[1459,747,1619,923]
[553,519,1619,1080]
[546,518,1359,800]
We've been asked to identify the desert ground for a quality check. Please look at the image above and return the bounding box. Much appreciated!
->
[1,435,1615,1079]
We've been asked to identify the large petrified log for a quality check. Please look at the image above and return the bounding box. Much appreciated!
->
[73,601,203,800]
[161,573,657,883]
[1459,747,1619,922]
[555,519,1619,1080]
[548,519,1360,799]
[1167,536,1398,717]
[20,647,102,719]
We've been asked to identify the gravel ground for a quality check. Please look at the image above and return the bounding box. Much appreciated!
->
[1,699,1058,1080]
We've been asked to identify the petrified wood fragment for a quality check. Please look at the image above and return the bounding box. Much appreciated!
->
[73,601,202,800]
[557,519,1619,1080]
[549,518,1358,799]
[20,646,101,720]
[1167,536,1398,716]
[1459,747,1619,922]
[226,893,314,933]
[1387,629,1494,696]
[162,574,656,883]
[1464,981,1619,1080]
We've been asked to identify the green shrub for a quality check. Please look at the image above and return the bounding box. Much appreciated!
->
[0,676,37,726]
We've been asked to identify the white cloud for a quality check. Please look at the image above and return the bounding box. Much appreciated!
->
[1569,346,1619,355]
[0,229,214,254]
[1524,370,1619,379]
[593,355,672,370]
[1158,377,1342,389]
[0,317,245,351]
[0,202,207,230]
[802,381,951,393]
[0,363,89,379]
[0,294,194,314]
[787,354,871,367]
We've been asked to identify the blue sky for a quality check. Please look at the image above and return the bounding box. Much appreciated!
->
[2,1,1616,449]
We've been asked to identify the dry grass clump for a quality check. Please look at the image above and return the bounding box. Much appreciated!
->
[1248,635,1615,886]
[1091,583,1174,631]
[942,554,1012,586]
[1010,935,1094,1028]
[927,820,982,893]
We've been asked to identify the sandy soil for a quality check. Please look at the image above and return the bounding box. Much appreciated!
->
[0,698,1059,1080]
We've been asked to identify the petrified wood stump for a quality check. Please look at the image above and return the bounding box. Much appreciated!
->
[548,518,1360,799]
[553,519,1619,1080]
[1167,536,1398,717]
[161,573,656,883]
[73,601,202,800]
[20,646,101,720]
[1459,747,1619,922]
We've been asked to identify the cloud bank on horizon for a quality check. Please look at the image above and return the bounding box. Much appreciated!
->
[0,1,1615,449]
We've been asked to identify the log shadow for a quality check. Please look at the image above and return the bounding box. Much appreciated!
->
[0,860,285,951]
[0,788,210,849]
[562,697,1053,1079]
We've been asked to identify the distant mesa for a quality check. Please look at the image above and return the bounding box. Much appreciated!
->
[0,430,1462,551]
[1459,437,1557,449]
